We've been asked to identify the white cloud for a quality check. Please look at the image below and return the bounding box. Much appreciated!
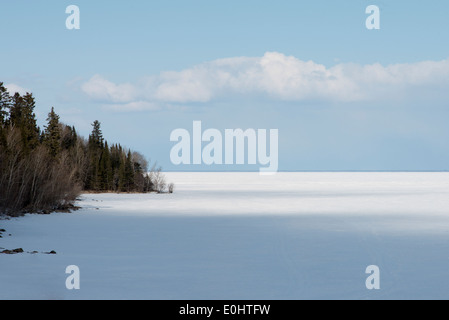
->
[5,83,28,95]
[80,74,138,103]
[104,101,160,112]
[80,52,449,111]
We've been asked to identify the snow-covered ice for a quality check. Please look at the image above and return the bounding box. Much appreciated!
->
[1,172,449,300]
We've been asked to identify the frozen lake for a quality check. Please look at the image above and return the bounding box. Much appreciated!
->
[1,172,449,299]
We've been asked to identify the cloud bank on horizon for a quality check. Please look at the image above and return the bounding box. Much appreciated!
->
[80,52,449,111]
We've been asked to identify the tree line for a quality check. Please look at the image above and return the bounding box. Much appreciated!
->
[0,82,172,217]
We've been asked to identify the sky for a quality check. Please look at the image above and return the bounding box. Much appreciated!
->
[1,0,449,171]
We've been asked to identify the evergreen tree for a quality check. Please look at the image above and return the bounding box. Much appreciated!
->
[124,150,135,191]
[118,154,126,192]
[0,83,10,147]
[110,144,123,191]
[61,125,78,150]
[3,92,40,152]
[117,149,135,192]
[86,120,104,191]
[104,142,113,190]
[44,107,61,157]
[9,93,24,128]
[98,141,113,191]
[0,82,11,126]
[90,120,103,149]
[20,93,40,151]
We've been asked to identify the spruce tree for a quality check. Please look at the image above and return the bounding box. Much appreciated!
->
[20,93,40,151]
[0,82,11,126]
[0,83,10,147]
[98,142,112,191]
[86,120,104,191]
[90,120,103,149]
[103,141,113,190]
[118,155,126,192]
[110,144,122,191]
[61,125,78,150]
[9,93,24,128]
[124,150,135,191]
[44,107,62,158]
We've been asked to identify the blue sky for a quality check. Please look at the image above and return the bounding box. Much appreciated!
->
[1,0,449,171]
